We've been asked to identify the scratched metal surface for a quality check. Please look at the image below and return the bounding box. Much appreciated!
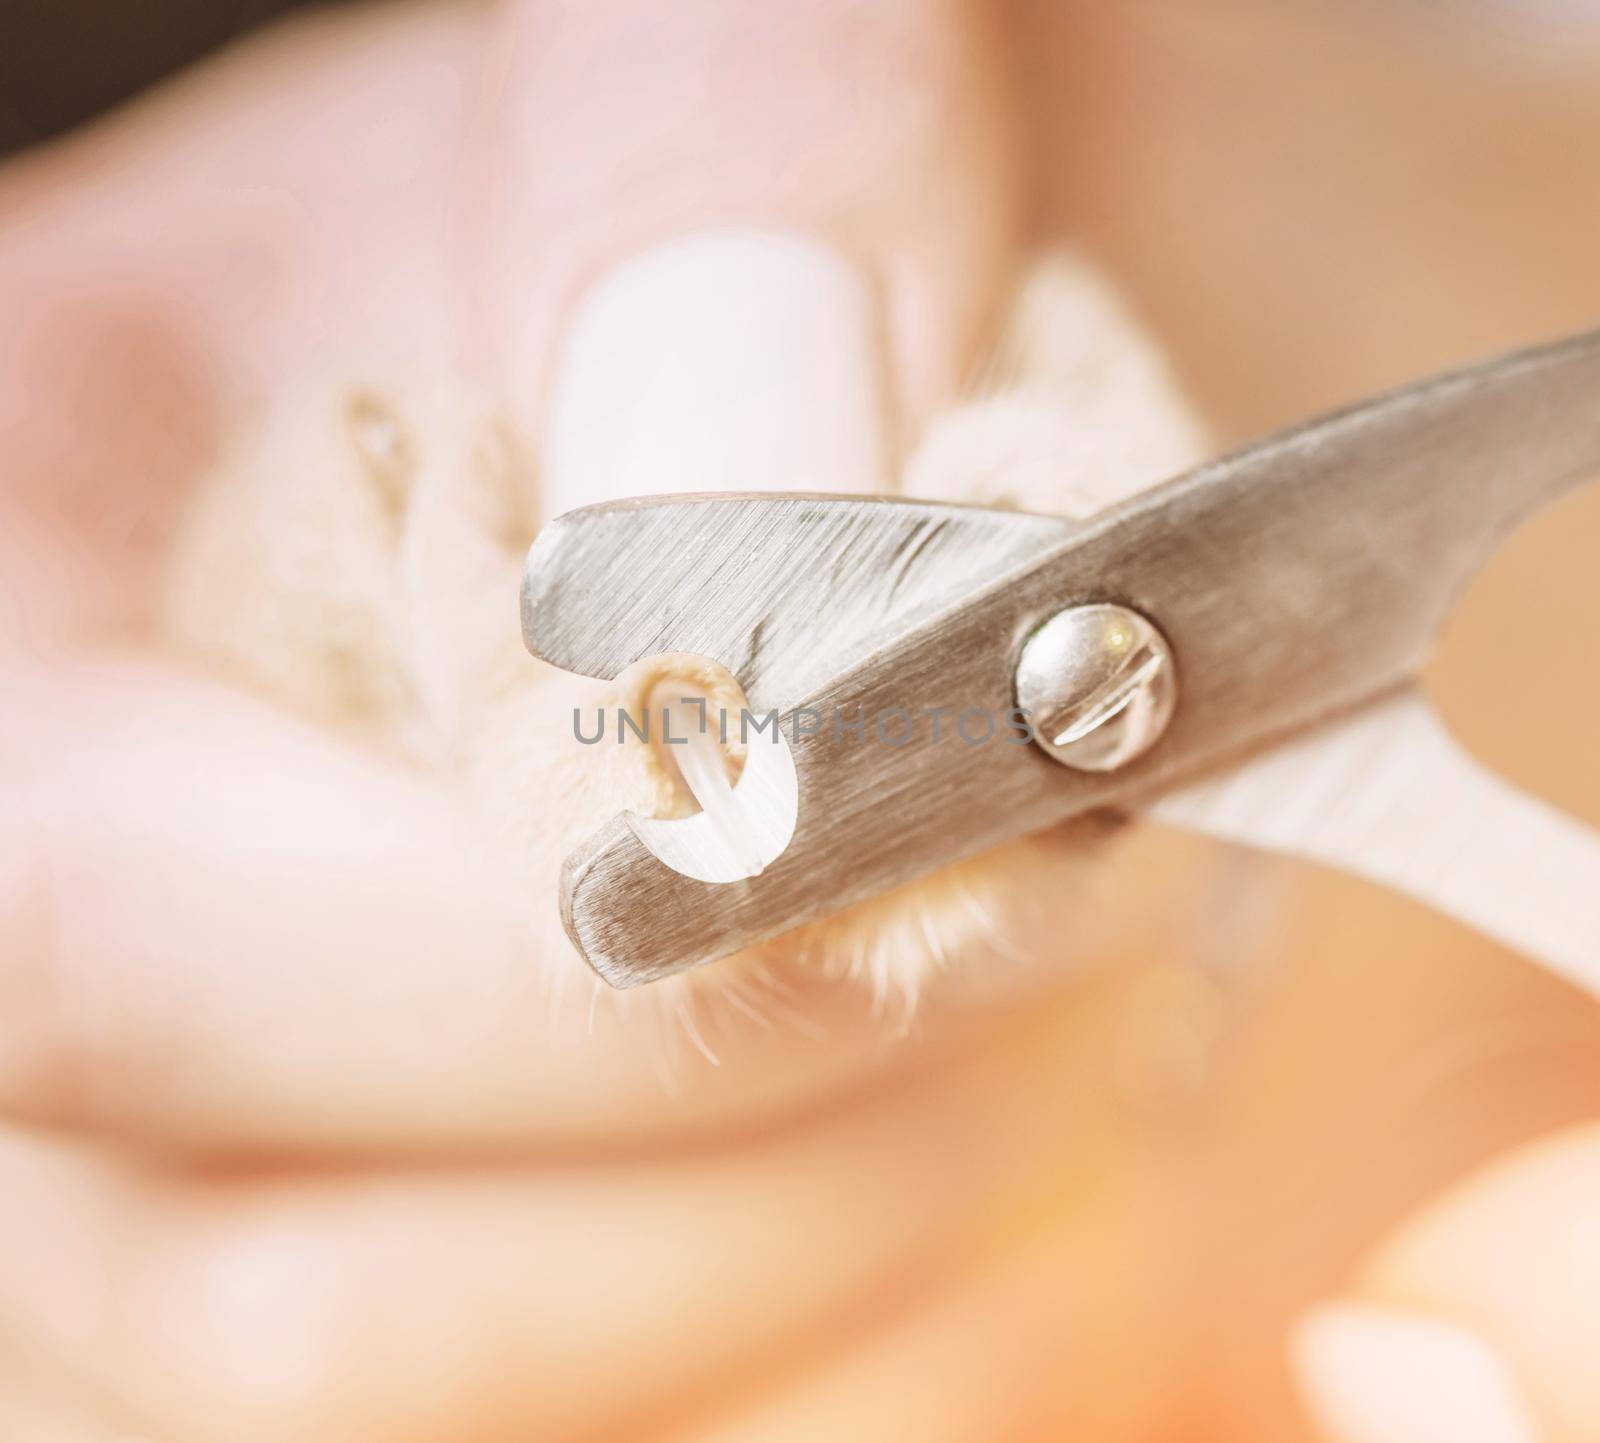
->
[524,328,1600,986]
[522,494,1075,709]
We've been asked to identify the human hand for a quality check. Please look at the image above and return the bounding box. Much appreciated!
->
[0,2,1223,1437]
[6,1,1600,1439]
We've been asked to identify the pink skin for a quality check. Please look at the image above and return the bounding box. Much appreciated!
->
[5,1,1600,1439]
[0,5,1170,1438]
[0,0,1035,1150]
[0,0,1016,640]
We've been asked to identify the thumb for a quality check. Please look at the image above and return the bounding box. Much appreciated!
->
[484,0,1022,467]
[1291,1122,1600,1442]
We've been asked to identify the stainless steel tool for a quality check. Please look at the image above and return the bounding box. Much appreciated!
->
[523,328,1600,989]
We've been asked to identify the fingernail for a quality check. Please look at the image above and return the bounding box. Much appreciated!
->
[541,229,890,517]
[1291,1301,1541,1443]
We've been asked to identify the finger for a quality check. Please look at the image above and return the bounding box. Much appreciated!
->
[1290,1122,1600,1443]
[0,1390,132,1443]
[7,639,1232,1155]
[0,974,1176,1443]
[490,0,1022,452]
[676,1162,1180,1443]
[3,653,1017,1153]
[391,0,1031,1016]
[0,1131,144,1441]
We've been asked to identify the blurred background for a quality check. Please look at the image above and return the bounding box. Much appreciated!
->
[0,0,327,157]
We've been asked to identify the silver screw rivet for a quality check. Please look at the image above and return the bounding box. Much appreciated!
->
[1014,603,1177,772]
